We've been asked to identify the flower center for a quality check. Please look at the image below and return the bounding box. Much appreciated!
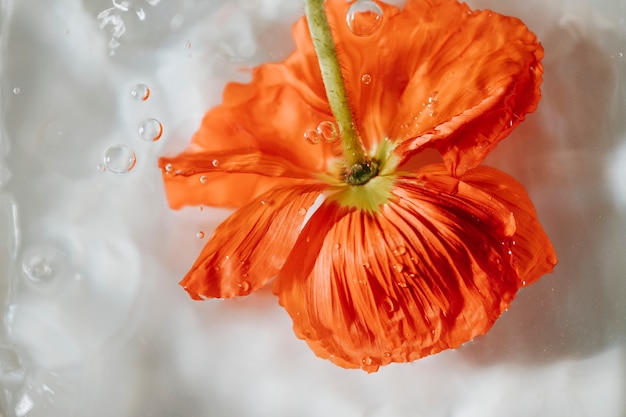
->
[344,159,379,185]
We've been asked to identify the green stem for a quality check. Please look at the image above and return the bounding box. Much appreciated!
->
[305,0,366,167]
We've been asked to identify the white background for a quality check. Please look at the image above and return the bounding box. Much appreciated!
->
[1,0,624,416]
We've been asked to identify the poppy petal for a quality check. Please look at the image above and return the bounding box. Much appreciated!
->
[275,164,555,371]
[158,52,343,208]
[180,183,326,300]
[159,150,315,208]
[304,0,542,174]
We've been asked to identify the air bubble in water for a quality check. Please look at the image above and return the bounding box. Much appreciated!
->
[21,244,68,285]
[317,121,339,142]
[346,1,383,37]
[138,118,163,142]
[103,144,136,173]
[304,129,322,145]
[238,280,251,292]
[130,83,150,101]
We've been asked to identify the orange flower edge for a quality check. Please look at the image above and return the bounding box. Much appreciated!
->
[160,0,556,372]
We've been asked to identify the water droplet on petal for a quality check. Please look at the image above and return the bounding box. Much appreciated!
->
[304,129,322,144]
[317,121,339,142]
[362,261,371,269]
[199,175,208,184]
[392,263,404,273]
[333,242,342,250]
[196,231,205,239]
[393,246,407,256]
[130,83,150,100]
[211,159,219,167]
[138,118,163,142]
[346,0,383,37]
[362,356,373,366]
[361,73,372,84]
[297,207,307,216]
[382,297,396,313]
[238,280,251,293]
[383,351,391,358]
[103,144,136,173]
[164,163,172,173]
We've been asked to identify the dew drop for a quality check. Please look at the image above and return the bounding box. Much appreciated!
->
[138,118,163,142]
[103,144,136,173]
[130,83,150,101]
[317,121,339,142]
[304,129,322,144]
[238,280,251,292]
[12,87,20,95]
[196,231,205,239]
[332,242,342,250]
[392,263,404,273]
[362,261,371,269]
[362,356,373,366]
[382,297,396,313]
[211,159,219,167]
[383,351,391,358]
[164,163,172,173]
[297,207,307,216]
[361,73,372,85]
[393,246,407,256]
[346,0,383,37]
[199,175,208,184]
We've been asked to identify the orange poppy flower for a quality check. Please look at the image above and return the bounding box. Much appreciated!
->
[159,0,556,372]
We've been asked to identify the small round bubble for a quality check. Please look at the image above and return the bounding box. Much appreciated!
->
[12,87,21,95]
[21,244,68,285]
[346,1,383,37]
[196,231,205,239]
[138,118,163,142]
[104,144,136,173]
[130,83,150,101]
[199,175,208,184]
[304,129,322,145]
[361,73,372,85]
[317,121,339,142]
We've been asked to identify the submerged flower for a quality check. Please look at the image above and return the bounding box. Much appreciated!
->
[159,0,556,372]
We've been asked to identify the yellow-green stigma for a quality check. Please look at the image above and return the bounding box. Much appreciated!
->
[320,139,398,214]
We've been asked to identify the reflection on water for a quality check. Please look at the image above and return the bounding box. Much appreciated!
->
[0,0,625,416]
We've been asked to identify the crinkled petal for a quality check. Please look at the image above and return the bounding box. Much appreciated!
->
[274,164,555,372]
[159,150,314,208]
[180,184,326,300]
[158,55,341,208]
[306,0,542,173]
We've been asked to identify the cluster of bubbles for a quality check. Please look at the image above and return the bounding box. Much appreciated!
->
[101,83,162,174]
[304,121,340,145]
